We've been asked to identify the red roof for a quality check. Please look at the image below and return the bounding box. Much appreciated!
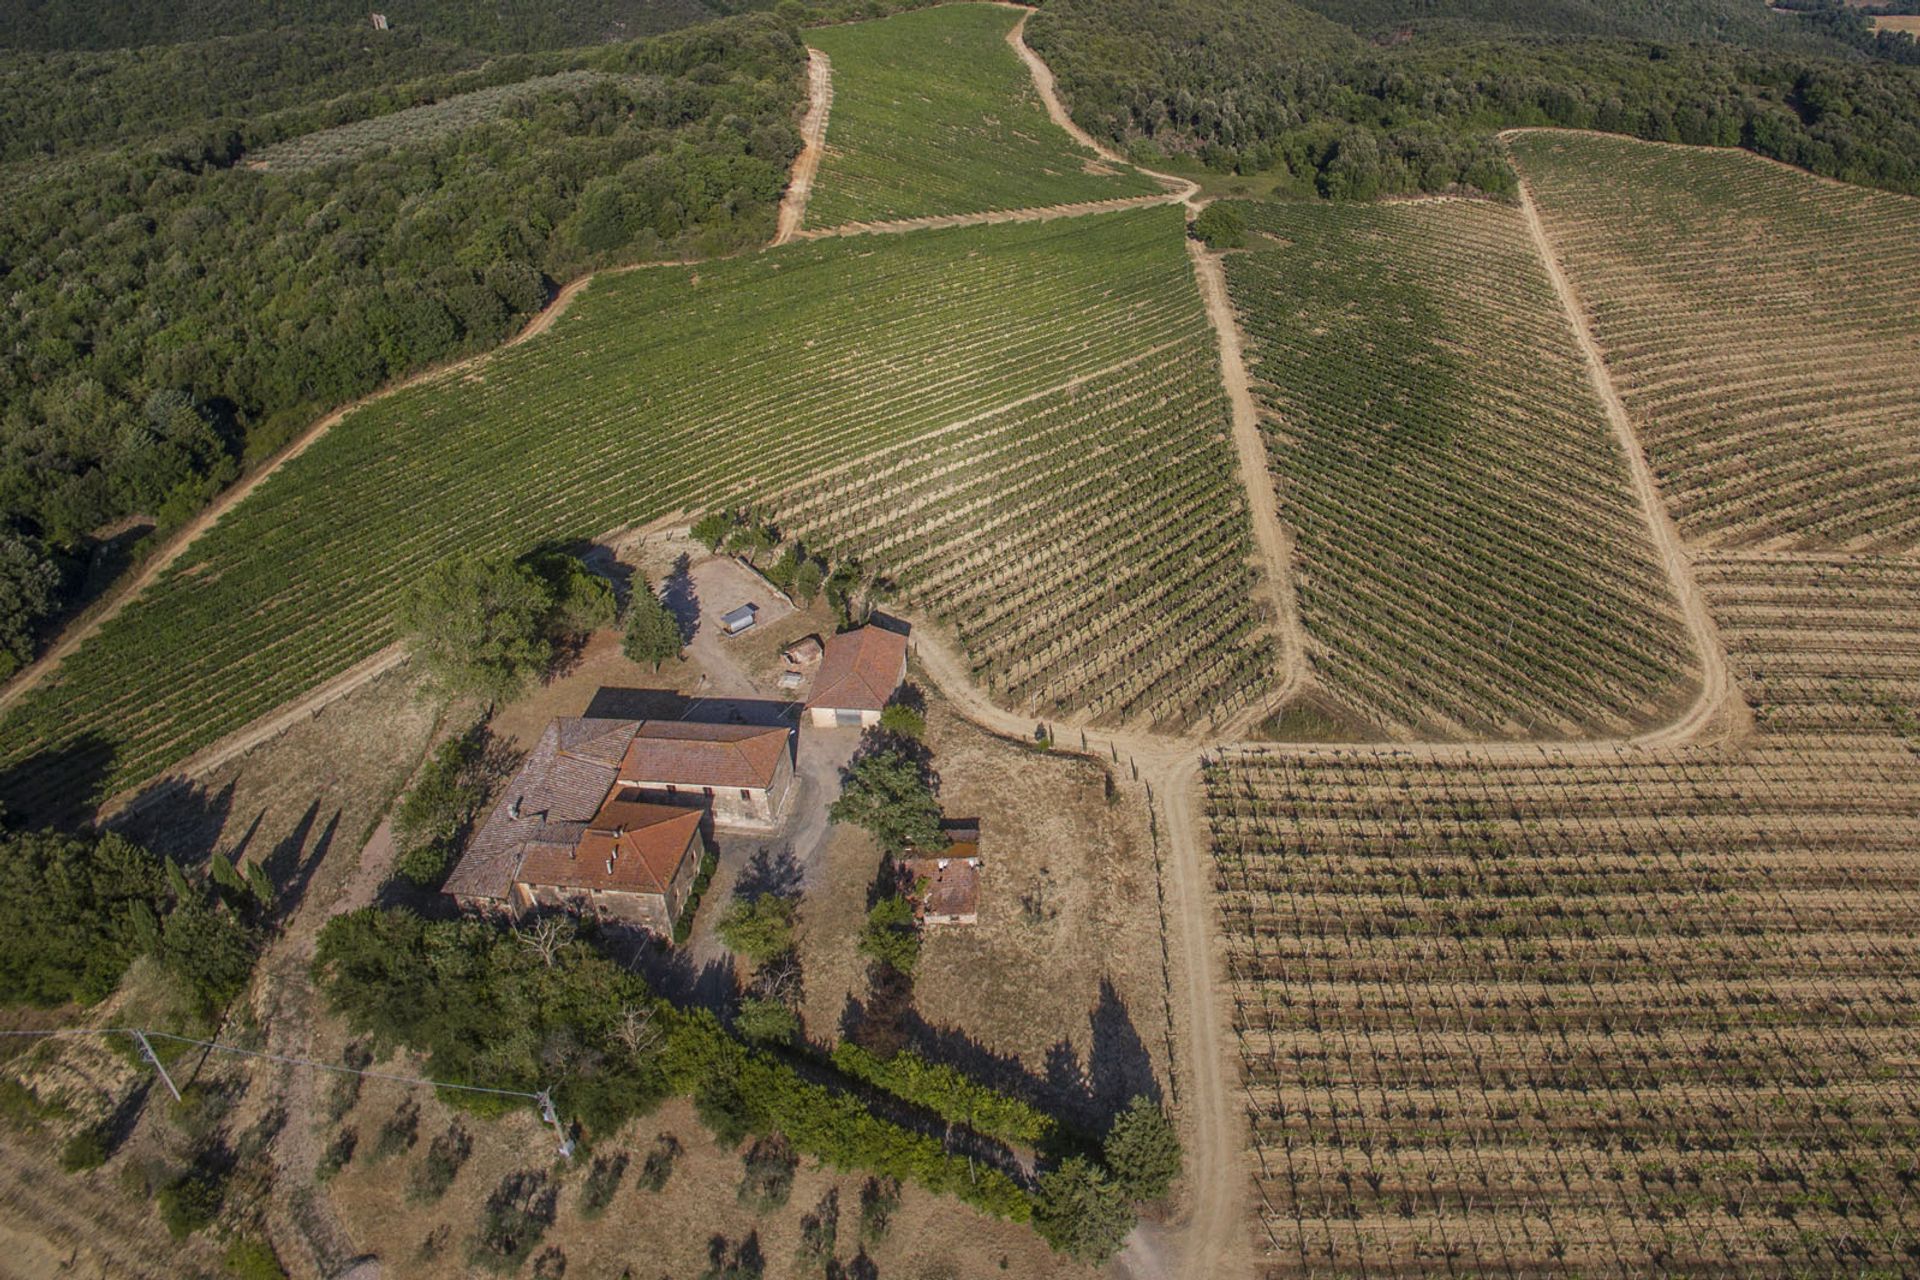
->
[903,846,980,920]
[619,722,790,791]
[806,626,908,713]
[514,792,701,896]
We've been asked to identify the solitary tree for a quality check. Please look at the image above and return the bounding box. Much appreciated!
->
[716,893,796,966]
[829,747,944,853]
[1191,202,1246,250]
[1104,1095,1182,1201]
[856,894,921,976]
[396,553,553,704]
[1031,1157,1134,1263]
[622,577,683,670]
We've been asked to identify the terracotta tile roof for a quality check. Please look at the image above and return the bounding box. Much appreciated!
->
[806,626,908,713]
[619,721,790,791]
[903,845,980,921]
[514,792,702,896]
[444,718,637,899]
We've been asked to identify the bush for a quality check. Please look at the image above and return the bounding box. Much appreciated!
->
[60,1126,109,1172]
[735,996,799,1047]
[637,1134,681,1192]
[672,848,720,945]
[395,839,457,888]
[692,512,734,551]
[695,1077,759,1149]
[796,1188,839,1269]
[317,1128,357,1181]
[1104,1095,1181,1201]
[877,703,925,740]
[578,1152,627,1219]
[737,1134,797,1213]
[409,1121,472,1203]
[1191,202,1247,249]
[829,1042,1057,1147]
[472,1170,558,1272]
[368,1097,420,1163]
[716,894,796,966]
[858,1176,900,1244]
[222,1239,288,1280]
[157,1166,226,1240]
[857,895,921,976]
[394,734,488,850]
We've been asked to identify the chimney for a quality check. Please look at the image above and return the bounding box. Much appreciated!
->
[509,796,522,819]
[605,857,614,876]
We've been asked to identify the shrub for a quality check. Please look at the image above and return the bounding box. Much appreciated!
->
[857,895,921,976]
[737,1134,797,1213]
[157,1166,226,1240]
[395,839,456,888]
[409,1121,472,1202]
[1104,1095,1181,1201]
[695,1078,758,1149]
[1191,202,1246,249]
[472,1170,558,1272]
[578,1152,627,1219]
[317,1128,357,1181]
[877,703,925,740]
[858,1176,900,1244]
[636,1133,682,1192]
[394,734,487,850]
[672,848,720,944]
[796,1188,838,1270]
[735,996,799,1048]
[222,1239,288,1280]
[691,512,733,551]
[368,1097,420,1163]
[829,1042,1057,1147]
[716,894,796,965]
[60,1126,109,1172]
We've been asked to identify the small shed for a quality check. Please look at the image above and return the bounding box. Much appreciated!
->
[720,604,757,636]
[902,847,981,926]
[784,635,824,666]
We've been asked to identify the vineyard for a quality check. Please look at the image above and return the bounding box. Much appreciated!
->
[1221,198,1696,740]
[1509,131,1920,552]
[802,4,1159,228]
[249,70,613,170]
[1205,553,1920,1275]
[770,324,1277,729]
[0,207,1229,816]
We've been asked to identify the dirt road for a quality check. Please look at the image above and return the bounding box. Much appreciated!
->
[1508,146,1744,750]
[1186,240,1306,733]
[774,50,833,245]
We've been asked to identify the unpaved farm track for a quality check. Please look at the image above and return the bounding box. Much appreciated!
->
[774,49,833,245]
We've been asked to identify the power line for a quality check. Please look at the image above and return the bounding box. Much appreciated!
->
[0,1026,571,1154]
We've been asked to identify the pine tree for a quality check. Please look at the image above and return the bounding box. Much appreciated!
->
[623,577,683,670]
[1104,1095,1182,1201]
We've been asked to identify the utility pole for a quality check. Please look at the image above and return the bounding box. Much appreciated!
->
[131,1030,181,1102]
[537,1091,575,1160]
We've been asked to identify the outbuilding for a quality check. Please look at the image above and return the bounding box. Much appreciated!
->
[804,625,909,728]
[721,604,758,636]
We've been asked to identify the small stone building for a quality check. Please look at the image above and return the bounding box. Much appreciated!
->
[805,625,909,728]
[901,845,981,926]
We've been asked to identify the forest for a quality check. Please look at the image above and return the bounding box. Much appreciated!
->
[1026,0,1920,199]
[0,14,807,680]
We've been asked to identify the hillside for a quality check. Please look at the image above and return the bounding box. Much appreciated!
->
[1222,198,1696,738]
[802,4,1160,226]
[1511,131,1920,550]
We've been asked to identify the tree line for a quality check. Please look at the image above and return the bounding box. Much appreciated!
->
[0,14,806,682]
[1026,0,1920,200]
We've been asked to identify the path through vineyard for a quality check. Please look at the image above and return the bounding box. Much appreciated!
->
[774,49,833,245]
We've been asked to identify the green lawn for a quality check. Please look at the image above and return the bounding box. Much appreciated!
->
[804,4,1160,226]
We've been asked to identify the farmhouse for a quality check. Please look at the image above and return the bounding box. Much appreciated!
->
[443,718,709,932]
[805,625,909,727]
[444,714,796,921]
[616,720,794,829]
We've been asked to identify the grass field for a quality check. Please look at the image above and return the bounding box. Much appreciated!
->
[1221,198,1696,739]
[0,206,1238,816]
[1207,553,1920,1275]
[803,4,1159,227]
[1510,131,1920,552]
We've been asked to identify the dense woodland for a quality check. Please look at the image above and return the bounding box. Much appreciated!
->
[1027,0,1920,198]
[0,15,807,678]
